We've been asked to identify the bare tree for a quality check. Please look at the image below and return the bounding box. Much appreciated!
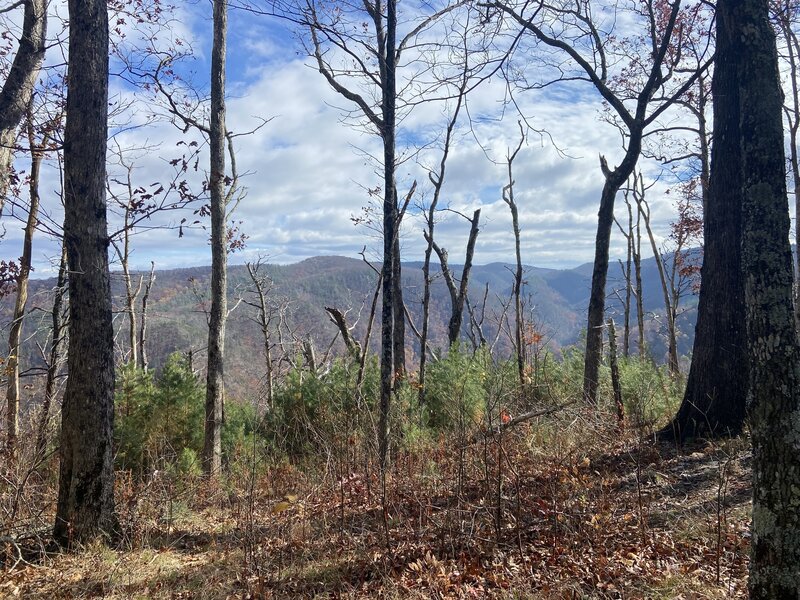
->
[35,244,67,457]
[502,124,526,388]
[4,106,55,458]
[0,0,46,213]
[427,209,482,349]
[54,0,116,546]
[629,172,680,374]
[201,0,230,477]
[487,0,711,403]
[244,258,281,408]
[138,261,155,370]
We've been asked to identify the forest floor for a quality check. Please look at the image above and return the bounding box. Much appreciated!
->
[2,414,752,599]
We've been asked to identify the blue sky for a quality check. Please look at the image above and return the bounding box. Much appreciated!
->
[0,0,710,276]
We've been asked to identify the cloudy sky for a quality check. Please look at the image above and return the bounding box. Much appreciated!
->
[0,0,709,276]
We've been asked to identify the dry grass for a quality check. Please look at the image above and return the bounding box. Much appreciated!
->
[2,408,751,599]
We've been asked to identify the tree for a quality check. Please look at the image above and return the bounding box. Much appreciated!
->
[0,0,46,212]
[54,0,117,546]
[502,125,526,388]
[663,0,748,441]
[488,0,711,403]
[281,0,467,469]
[734,0,800,593]
[202,0,229,477]
[4,104,62,459]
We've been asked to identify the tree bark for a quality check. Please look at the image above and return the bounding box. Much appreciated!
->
[736,0,800,594]
[54,0,116,546]
[662,0,747,442]
[0,0,46,214]
[203,0,229,477]
[375,0,399,472]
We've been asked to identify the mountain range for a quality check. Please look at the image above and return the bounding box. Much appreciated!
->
[4,253,699,402]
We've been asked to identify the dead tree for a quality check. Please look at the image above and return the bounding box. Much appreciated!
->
[137,262,155,371]
[502,123,526,388]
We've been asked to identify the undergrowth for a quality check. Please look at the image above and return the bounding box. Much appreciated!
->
[1,351,751,598]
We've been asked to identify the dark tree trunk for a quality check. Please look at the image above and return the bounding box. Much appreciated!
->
[54,0,116,546]
[203,0,228,477]
[583,147,641,403]
[736,0,800,595]
[448,210,480,345]
[378,0,397,471]
[392,231,405,379]
[662,0,747,442]
[0,0,46,213]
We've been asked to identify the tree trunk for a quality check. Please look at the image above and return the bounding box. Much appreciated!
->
[622,201,633,358]
[36,244,67,457]
[5,118,42,459]
[378,0,398,472]
[54,0,116,546]
[583,146,641,404]
[448,210,480,345]
[0,0,46,214]
[607,318,624,430]
[203,0,229,477]
[662,0,747,441]
[637,189,679,375]
[503,129,526,387]
[138,262,155,371]
[736,0,800,595]
[419,218,435,404]
[634,208,645,358]
[247,262,276,408]
[428,209,482,348]
[392,231,405,379]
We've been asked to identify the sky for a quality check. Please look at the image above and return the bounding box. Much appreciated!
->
[0,0,714,277]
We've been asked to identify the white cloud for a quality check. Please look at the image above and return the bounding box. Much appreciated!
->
[1,0,707,279]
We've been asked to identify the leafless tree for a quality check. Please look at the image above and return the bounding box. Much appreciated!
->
[54,0,116,546]
[0,0,46,214]
[486,0,712,403]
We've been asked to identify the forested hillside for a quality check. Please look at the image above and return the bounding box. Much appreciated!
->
[4,253,697,404]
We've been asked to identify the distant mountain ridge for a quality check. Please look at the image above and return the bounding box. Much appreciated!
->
[3,253,699,402]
